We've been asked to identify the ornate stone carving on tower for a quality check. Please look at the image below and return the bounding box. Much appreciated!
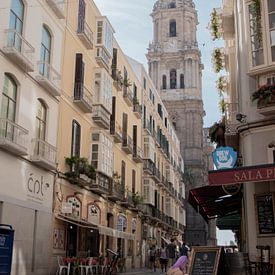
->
[147,0,214,245]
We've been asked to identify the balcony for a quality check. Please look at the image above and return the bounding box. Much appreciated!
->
[92,105,110,129]
[122,135,133,154]
[152,166,161,183]
[143,160,154,175]
[143,120,152,135]
[89,172,110,195]
[120,192,135,208]
[123,86,134,107]
[108,182,125,202]
[133,104,142,119]
[133,146,143,163]
[77,20,94,49]
[96,47,110,70]
[73,83,93,113]
[36,61,61,97]
[30,138,57,170]
[0,118,28,156]
[2,29,34,72]
[111,69,123,91]
[46,0,65,19]
[110,121,123,143]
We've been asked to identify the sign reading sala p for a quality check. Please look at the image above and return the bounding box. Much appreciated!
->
[212,146,237,170]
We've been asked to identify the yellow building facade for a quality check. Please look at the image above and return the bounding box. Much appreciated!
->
[49,0,185,273]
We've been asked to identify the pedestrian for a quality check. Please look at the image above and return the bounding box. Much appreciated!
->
[179,242,189,257]
[167,256,188,275]
[148,245,157,272]
[160,244,168,273]
[167,239,177,266]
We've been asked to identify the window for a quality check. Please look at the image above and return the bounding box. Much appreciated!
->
[143,78,147,90]
[165,117,167,127]
[36,100,47,140]
[133,84,137,98]
[180,74,185,89]
[78,0,86,33]
[169,20,177,37]
[121,160,126,187]
[74,53,85,98]
[248,3,264,66]
[162,75,167,89]
[39,26,51,76]
[170,69,177,89]
[158,104,163,119]
[9,0,24,50]
[1,74,17,122]
[267,0,275,61]
[132,169,136,193]
[71,120,81,157]
[168,2,176,8]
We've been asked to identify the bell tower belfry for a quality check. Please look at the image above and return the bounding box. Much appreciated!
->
[147,0,212,246]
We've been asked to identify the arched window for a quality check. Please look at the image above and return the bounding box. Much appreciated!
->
[180,74,185,89]
[9,0,24,50]
[170,69,177,89]
[162,75,167,89]
[168,2,176,8]
[1,74,17,122]
[36,99,47,140]
[169,20,177,37]
[40,26,52,76]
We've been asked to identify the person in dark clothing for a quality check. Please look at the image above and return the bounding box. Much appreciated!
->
[167,239,177,267]
[179,243,189,257]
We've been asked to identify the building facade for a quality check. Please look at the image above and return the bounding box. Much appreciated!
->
[209,0,275,261]
[147,0,211,245]
[0,0,63,274]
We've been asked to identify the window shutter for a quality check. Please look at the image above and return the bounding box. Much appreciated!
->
[74,54,85,97]
[122,113,128,140]
[121,161,126,187]
[71,120,81,157]
[78,0,86,32]
[132,170,136,193]
[112,48,117,75]
[110,96,116,133]
[133,125,137,154]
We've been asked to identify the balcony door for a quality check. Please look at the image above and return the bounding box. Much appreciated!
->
[9,0,24,51]
[1,74,17,140]
[39,26,51,77]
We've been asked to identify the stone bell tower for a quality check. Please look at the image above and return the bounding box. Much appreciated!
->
[147,0,212,245]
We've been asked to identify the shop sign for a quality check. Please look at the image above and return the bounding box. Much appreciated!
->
[117,214,127,231]
[212,146,237,170]
[222,184,241,195]
[209,163,275,185]
[88,204,100,225]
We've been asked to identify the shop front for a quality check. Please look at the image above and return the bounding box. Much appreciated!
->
[0,151,54,275]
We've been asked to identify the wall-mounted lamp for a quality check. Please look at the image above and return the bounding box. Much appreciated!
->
[236,113,247,123]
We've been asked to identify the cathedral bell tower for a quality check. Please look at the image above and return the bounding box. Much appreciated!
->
[147,0,210,245]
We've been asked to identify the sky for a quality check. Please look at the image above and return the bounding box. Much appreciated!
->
[93,0,234,245]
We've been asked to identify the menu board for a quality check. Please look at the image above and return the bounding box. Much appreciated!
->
[255,193,275,235]
[188,247,221,275]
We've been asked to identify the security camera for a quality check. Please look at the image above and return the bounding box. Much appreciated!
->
[236,113,247,123]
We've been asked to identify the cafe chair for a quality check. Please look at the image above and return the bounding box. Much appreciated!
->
[56,256,70,275]
[80,257,97,275]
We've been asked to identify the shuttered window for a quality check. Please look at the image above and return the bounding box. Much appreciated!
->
[132,169,136,193]
[121,160,126,187]
[74,53,85,99]
[77,0,86,32]
[122,113,128,140]
[71,120,81,157]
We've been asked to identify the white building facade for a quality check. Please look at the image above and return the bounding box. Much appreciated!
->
[0,0,64,273]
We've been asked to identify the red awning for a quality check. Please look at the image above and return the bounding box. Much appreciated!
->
[188,185,242,222]
[208,163,275,186]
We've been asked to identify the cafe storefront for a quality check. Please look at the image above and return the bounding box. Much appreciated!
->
[189,163,275,268]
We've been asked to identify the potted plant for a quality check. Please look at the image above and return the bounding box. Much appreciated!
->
[216,76,227,96]
[132,192,144,207]
[251,84,275,108]
[123,78,132,87]
[212,48,225,73]
[133,96,139,106]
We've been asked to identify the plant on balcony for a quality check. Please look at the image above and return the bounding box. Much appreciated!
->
[209,117,226,147]
[133,96,139,106]
[123,78,132,87]
[251,84,275,107]
[216,76,227,96]
[65,156,96,184]
[132,192,144,207]
[212,48,225,73]
[209,8,223,40]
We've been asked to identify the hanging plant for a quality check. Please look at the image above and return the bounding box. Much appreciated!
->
[216,76,227,96]
[219,97,226,114]
[250,0,262,43]
[209,8,223,40]
[212,48,225,73]
[209,117,226,146]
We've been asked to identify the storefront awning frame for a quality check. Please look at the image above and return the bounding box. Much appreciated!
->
[55,214,98,229]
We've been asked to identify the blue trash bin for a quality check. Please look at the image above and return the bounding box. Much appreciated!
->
[0,224,14,275]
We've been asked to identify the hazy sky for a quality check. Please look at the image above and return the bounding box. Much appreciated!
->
[93,0,234,244]
[94,0,224,127]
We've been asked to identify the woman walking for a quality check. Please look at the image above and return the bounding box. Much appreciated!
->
[160,245,168,273]
[167,256,188,275]
[148,245,157,272]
